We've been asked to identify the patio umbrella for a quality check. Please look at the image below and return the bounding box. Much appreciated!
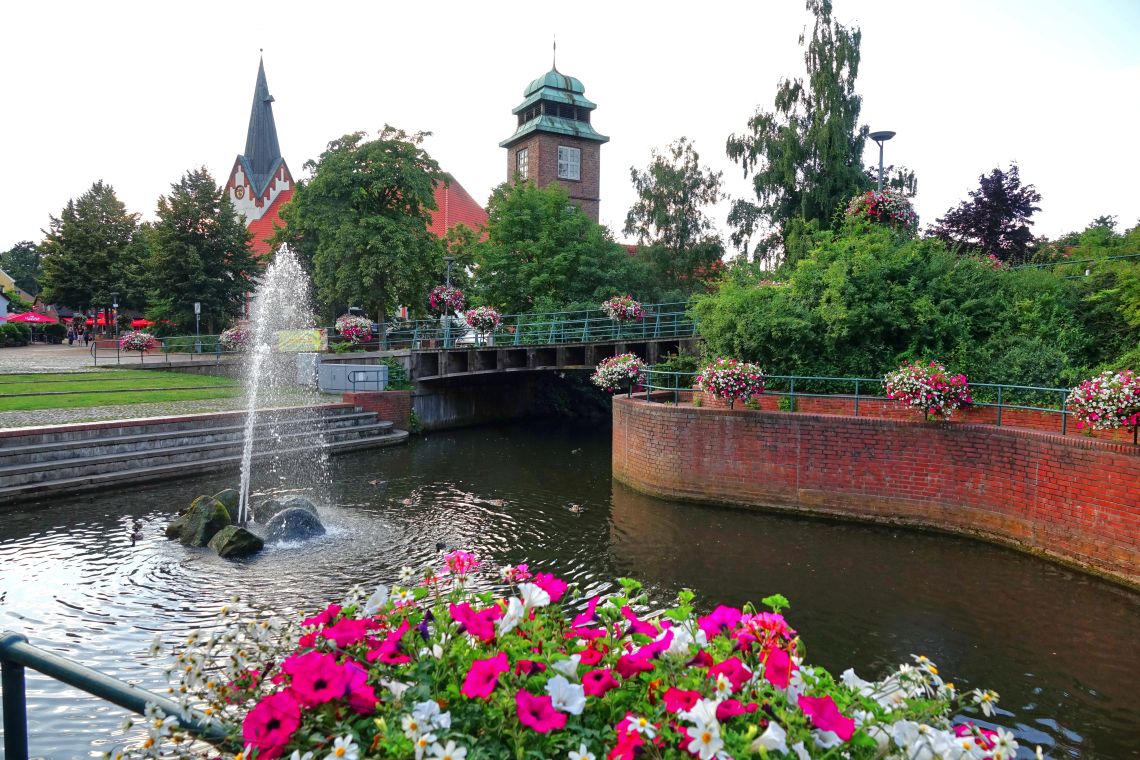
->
[131,318,153,328]
[5,312,58,324]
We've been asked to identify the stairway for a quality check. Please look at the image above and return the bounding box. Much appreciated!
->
[0,404,407,504]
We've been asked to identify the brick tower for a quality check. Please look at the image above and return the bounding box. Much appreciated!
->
[500,62,608,222]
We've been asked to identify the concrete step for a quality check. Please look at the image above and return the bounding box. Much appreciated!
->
[0,429,410,505]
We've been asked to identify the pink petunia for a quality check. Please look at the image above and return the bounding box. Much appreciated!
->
[615,652,655,679]
[461,651,509,700]
[301,603,342,628]
[620,606,659,638]
[532,572,568,602]
[662,687,700,713]
[516,690,567,733]
[763,646,794,689]
[242,689,301,759]
[715,698,757,721]
[708,656,751,692]
[582,667,620,697]
[697,605,742,640]
[342,661,379,714]
[281,651,348,707]
[320,617,373,648]
[798,694,855,741]
[572,595,601,627]
[366,617,412,665]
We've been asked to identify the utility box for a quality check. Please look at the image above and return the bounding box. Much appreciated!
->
[318,362,387,392]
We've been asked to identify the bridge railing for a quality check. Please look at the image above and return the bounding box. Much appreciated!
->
[639,369,1075,435]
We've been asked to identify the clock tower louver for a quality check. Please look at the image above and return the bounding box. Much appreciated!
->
[500,63,608,222]
[225,57,294,255]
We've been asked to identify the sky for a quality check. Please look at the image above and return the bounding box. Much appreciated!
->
[2,0,1138,254]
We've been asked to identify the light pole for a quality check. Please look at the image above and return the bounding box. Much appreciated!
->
[868,130,896,191]
[110,292,119,338]
[443,256,455,287]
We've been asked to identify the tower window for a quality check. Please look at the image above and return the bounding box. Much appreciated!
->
[516,148,529,180]
[557,146,581,181]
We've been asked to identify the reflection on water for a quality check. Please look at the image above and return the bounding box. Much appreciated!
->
[0,423,1137,758]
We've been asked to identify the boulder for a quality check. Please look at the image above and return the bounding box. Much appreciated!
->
[212,488,241,514]
[253,494,320,524]
[264,507,326,543]
[208,525,264,558]
[166,496,232,547]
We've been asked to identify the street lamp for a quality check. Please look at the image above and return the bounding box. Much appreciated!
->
[868,130,896,191]
[443,256,455,287]
[110,292,119,338]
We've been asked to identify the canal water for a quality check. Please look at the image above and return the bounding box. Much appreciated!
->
[1,423,1137,758]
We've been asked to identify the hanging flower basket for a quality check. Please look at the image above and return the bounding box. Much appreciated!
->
[219,325,251,352]
[429,285,466,315]
[845,189,918,231]
[883,360,972,420]
[601,295,643,322]
[591,353,645,394]
[696,357,765,409]
[118,330,158,353]
[1067,369,1140,443]
[465,306,502,344]
[335,314,373,345]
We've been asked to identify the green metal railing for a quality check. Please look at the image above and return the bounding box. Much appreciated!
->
[1,631,228,759]
[90,335,233,366]
[639,369,1075,435]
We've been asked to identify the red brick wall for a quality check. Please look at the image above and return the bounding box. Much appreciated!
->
[505,133,601,222]
[343,391,412,430]
[613,398,1140,588]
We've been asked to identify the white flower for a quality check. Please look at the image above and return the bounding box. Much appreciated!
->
[686,723,724,759]
[568,743,596,760]
[791,740,812,760]
[400,566,416,583]
[383,679,413,700]
[989,728,1019,760]
[413,700,451,730]
[545,674,587,715]
[663,625,706,658]
[627,714,657,738]
[363,584,389,615]
[813,729,843,749]
[325,735,359,760]
[519,582,551,609]
[427,740,468,760]
[679,698,720,728]
[751,721,789,755]
[551,654,581,680]
[840,667,873,695]
[971,688,999,717]
[290,752,315,760]
[402,713,425,739]
[714,672,733,699]
[414,732,438,760]
[497,596,524,635]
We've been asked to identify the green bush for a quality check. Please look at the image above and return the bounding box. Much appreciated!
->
[1,322,31,346]
[42,323,67,343]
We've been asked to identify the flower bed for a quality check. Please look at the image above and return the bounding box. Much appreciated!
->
[883,361,972,420]
[845,190,918,231]
[335,315,373,345]
[219,326,250,352]
[1067,369,1140,438]
[696,358,765,409]
[601,295,643,322]
[119,331,158,353]
[592,353,645,393]
[126,555,1025,760]
[429,286,466,315]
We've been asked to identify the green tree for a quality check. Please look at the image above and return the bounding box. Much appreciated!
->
[278,127,447,321]
[725,0,869,263]
[625,137,725,294]
[145,167,258,333]
[0,241,43,295]
[40,180,146,313]
[464,181,649,313]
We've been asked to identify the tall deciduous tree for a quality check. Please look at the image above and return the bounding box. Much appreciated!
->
[40,180,145,312]
[465,181,647,313]
[930,163,1042,264]
[0,241,43,295]
[278,127,446,321]
[625,137,725,293]
[145,167,258,332]
[725,0,869,263]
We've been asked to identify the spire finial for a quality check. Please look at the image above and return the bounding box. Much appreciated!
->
[552,37,557,70]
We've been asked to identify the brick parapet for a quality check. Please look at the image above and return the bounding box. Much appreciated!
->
[343,391,412,431]
[613,398,1140,589]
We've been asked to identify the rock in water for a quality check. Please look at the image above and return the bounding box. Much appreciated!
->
[212,488,241,514]
[208,525,264,558]
[264,507,325,542]
[166,496,232,547]
[253,494,320,524]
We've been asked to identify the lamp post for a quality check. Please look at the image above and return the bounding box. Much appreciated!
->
[868,130,896,191]
[110,292,119,338]
[443,256,455,287]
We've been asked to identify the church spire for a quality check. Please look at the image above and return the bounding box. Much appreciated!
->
[243,56,282,195]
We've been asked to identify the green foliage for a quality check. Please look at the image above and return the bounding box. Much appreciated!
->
[377,357,413,390]
[692,223,1091,386]
[40,180,147,311]
[725,0,870,263]
[144,168,260,334]
[3,288,33,313]
[42,322,66,342]
[278,126,447,322]
[625,137,725,293]
[463,181,650,313]
[0,322,31,346]
[1,241,43,295]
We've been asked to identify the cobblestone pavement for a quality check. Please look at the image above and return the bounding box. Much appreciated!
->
[0,345,334,429]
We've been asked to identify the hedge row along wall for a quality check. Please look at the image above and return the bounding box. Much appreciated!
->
[612,397,1140,589]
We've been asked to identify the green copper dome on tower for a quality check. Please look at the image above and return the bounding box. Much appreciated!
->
[500,66,609,147]
[523,68,585,97]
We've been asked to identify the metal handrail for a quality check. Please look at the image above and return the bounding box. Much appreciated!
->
[346,368,388,392]
[1,631,229,759]
[639,369,1075,435]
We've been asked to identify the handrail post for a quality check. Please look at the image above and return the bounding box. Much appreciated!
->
[789,377,795,411]
[996,386,1004,427]
[854,379,860,417]
[1061,390,1068,436]
[2,632,30,760]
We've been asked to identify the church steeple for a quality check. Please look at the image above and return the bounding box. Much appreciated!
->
[243,57,283,196]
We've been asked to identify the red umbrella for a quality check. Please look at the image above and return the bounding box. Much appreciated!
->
[131,318,153,328]
[5,312,58,324]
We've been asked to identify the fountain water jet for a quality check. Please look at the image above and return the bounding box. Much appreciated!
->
[236,246,330,526]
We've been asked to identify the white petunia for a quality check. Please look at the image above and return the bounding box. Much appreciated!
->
[545,674,587,715]
[400,566,416,583]
[363,584,389,615]
[289,751,315,760]
[497,596,525,635]
[791,741,811,760]
[750,721,789,755]
[813,729,843,749]
[383,679,413,700]
[519,582,551,609]
[551,654,581,681]
[679,698,720,729]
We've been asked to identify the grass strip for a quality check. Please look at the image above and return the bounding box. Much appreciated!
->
[0,387,243,412]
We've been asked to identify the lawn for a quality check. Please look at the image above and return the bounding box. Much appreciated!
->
[0,370,240,411]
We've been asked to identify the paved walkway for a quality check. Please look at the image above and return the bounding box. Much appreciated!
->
[0,343,100,373]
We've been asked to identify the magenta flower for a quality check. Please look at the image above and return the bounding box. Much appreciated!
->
[663,687,700,713]
[515,690,567,733]
[301,603,342,628]
[242,689,301,759]
[572,595,601,627]
[715,698,757,722]
[320,617,373,648]
[281,650,349,707]
[461,651,509,700]
[343,661,379,714]
[798,694,855,741]
[698,605,742,640]
[620,606,659,637]
[763,646,793,689]
[581,667,620,697]
[615,652,655,679]
[532,572,568,602]
[366,618,411,665]
[708,656,751,692]
[449,602,499,643]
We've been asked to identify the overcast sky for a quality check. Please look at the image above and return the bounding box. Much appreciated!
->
[2,0,1137,254]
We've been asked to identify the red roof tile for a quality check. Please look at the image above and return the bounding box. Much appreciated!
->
[427,177,488,239]
[247,187,293,255]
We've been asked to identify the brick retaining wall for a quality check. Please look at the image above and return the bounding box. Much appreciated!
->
[613,397,1140,588]
[343,391,413,430]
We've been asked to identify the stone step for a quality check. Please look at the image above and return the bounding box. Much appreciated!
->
[0,430,410,505]
[0,411,380,467]
[0,421,394,488]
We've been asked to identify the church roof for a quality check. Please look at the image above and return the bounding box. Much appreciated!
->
[427,176,488,239]
[242,58,283,196]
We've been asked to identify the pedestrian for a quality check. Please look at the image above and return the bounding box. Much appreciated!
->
[67,325,76,345]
